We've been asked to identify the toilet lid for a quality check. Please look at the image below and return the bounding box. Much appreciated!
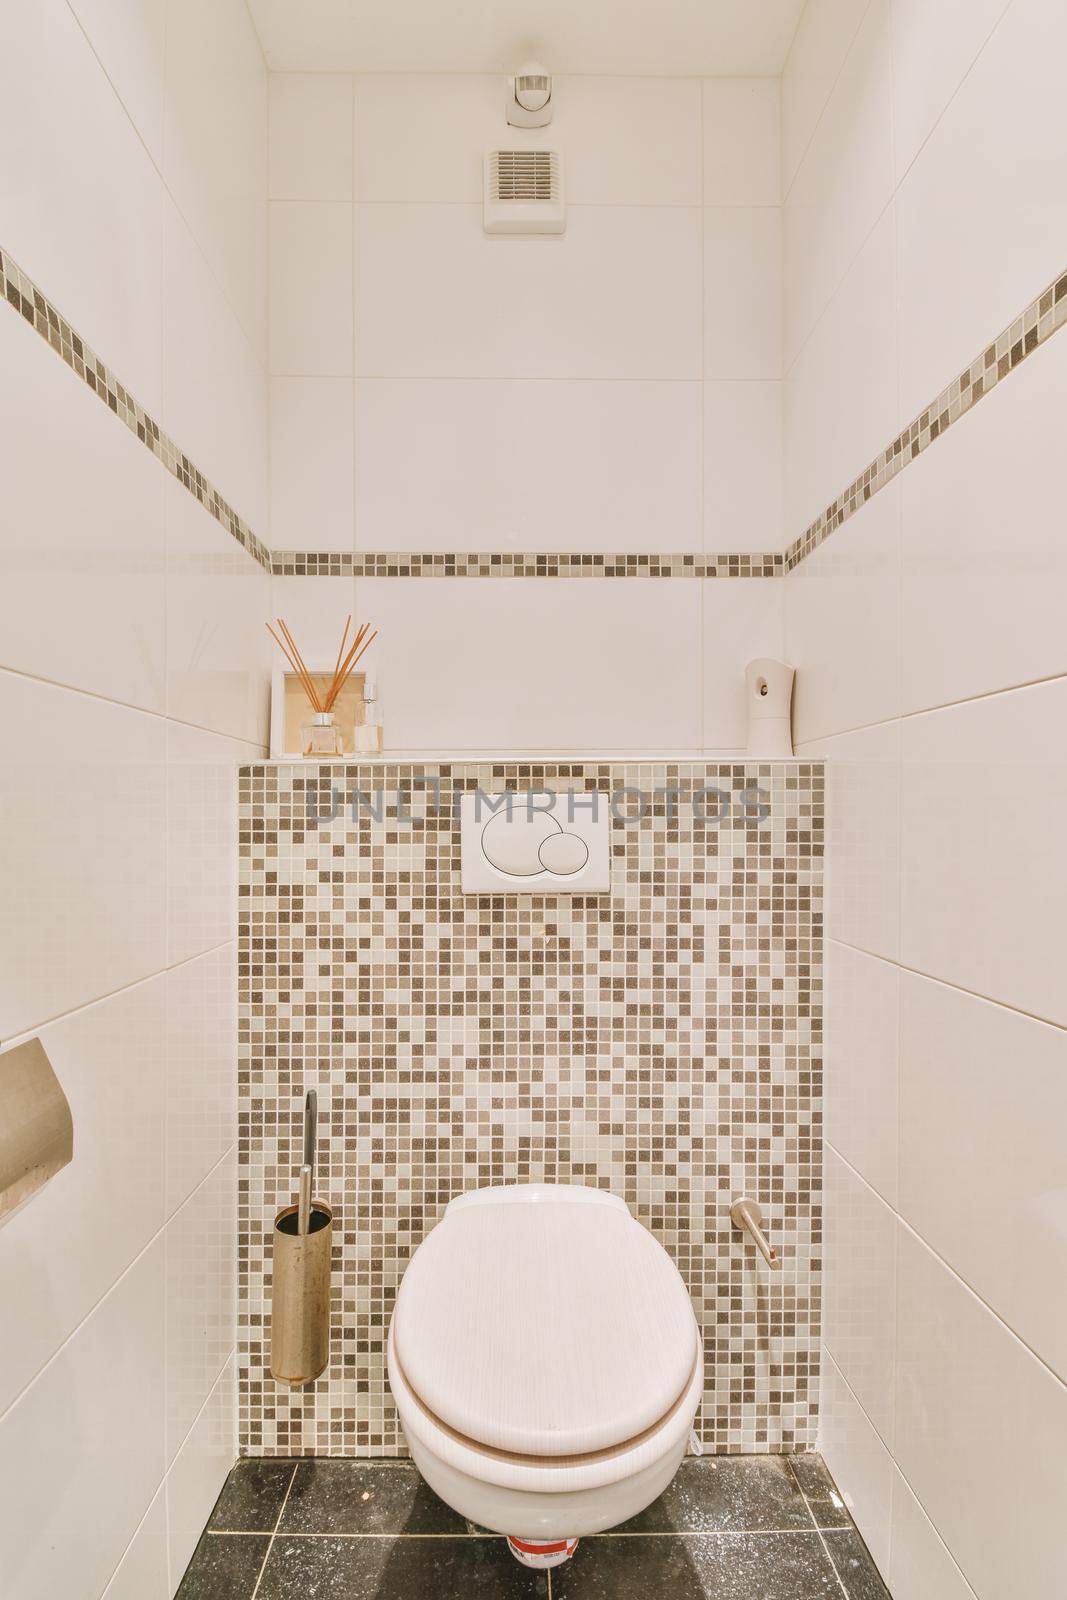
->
[391,1201,699,1458]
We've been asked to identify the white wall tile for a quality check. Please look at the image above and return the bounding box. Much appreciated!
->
[819,1348,894,1575]
[165,481,272,747]
[780,0,870,196]
[823,1149,897,1441]
[901,333,1067,716]
[269,201,354,375]
[271,376,355,551]
[0,978,166,1416]
[895,0,1067,423]
[270,72,354,200]
[166,723,247,966]
[784,0,894,366]
[703,79,780,204]
[0,674,166,1039]
[353,578,702,751]
[703,208,782,379]
[0,309,166,714]
[703,381,782,551]
[888,1469,978,1600]
[165,1154,236,1464]
[895,1227,1067,1600]
[355,378,701,552]
[899,971,1067,1382]
[166,1357,237,1596]
[163,0,268,358]
[355,72,496,202]
[785,205,898,534]
[702,578,785,750]
[786,479,901,746]
[269,575,359,681]
[101,1486,169,1600]
[356,74,702,206]
[890,0,1011,181]
[0,1241,166,1600]
[166,949,238,1216]
[357,204,702,380]
[825,940,899,1206]
[818,721,901,961]
[163,199,269,535]
[0,0,164,409]
[66,0,167,165]
[900,681,1067,1024]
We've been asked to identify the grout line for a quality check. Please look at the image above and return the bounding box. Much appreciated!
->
[795,666,1067,746]
[205,1525,852,1539]
[0,938,237,1053]
[780,0,874,207]
[0,1140,235,1428]
[827,1140,1067,1396]
[0,659,268,751]
[826,937,1067,1036]
[249,1463,299,1600]
[784,1457,851,1600]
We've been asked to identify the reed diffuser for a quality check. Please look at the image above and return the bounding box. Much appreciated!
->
[267,615,378,757]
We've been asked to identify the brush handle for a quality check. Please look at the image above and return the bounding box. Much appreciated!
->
[303,1089,317,1173]
[297,1165,312,1236]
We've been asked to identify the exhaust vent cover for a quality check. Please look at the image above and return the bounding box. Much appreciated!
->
[484,149,565,235]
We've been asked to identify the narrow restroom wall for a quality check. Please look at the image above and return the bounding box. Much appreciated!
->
[782,2,1067,1596]
[0,4,273,1597]
[266,72,787,753]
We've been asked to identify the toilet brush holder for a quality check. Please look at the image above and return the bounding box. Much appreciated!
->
[270,1198,333,1386]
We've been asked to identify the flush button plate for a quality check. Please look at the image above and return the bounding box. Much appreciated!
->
[460,791,610,894]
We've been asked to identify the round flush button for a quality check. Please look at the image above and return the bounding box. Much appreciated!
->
[481,810,559,875]
[538,832,589,876]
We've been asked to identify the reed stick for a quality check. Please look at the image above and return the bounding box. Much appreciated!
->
[267,617,378,720]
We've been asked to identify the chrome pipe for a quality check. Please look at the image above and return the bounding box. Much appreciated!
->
[730,1196,780,1271]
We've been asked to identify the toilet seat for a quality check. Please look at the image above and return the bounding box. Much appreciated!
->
[391,1190,700,1464]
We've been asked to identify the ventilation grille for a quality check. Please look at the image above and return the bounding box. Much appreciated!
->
[489,149,560,203]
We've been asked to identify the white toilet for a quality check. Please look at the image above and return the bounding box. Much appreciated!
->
[386,1182,702,1566]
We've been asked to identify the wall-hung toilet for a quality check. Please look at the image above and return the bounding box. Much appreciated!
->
[386,1183,702,1566]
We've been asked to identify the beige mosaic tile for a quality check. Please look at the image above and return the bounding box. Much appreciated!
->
[238,761,825,1457]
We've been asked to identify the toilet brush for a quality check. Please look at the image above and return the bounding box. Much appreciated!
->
[270,1087,333,1385]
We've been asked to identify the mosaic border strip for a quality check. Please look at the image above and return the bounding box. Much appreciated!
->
[270,550,783,578]
[5,237,1065,581]
[0,246,272,572]
[785,264,1067,570]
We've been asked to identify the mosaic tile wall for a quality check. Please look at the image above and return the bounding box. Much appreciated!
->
[238,760,824,1456]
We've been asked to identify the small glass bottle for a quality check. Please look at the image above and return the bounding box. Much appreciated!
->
[301,710,343,758]
[355,676,383,753]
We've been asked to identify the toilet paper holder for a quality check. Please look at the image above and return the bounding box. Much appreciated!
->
[0,1038,73,1228]
[730,1195,780,1271]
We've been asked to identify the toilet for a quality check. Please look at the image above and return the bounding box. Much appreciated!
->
[386,1182,702,1565]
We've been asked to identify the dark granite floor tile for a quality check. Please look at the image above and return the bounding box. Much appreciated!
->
[258,1534,549,1598]
[788,1454,852,1528]
[614,1456,814,1533]
[175,1533,269,1598]
[823,1530,893,1598]
[207,1460,296,1531]
[553,1533,845,1598]
[278,1460,467,1535]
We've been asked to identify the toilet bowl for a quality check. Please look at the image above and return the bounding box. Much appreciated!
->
[386,1183,702,1557]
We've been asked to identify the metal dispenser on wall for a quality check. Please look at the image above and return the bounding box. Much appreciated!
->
[0,1039,73,1228]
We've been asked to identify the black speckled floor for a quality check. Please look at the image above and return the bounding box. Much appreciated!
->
[177,1454,892,1599]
